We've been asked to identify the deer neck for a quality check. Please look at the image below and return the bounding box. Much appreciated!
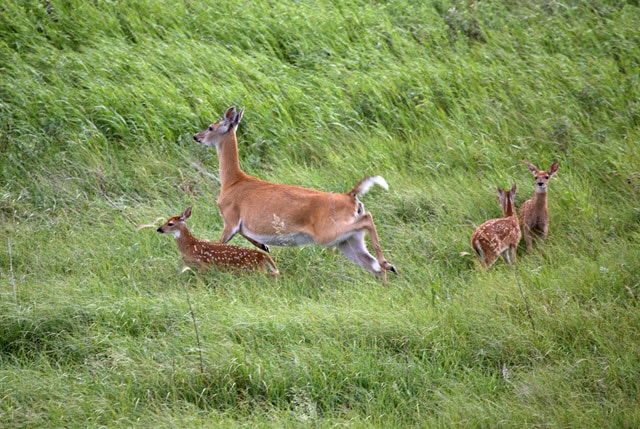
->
[217,133,245,188]
[175,225,198,253]
[506,203,516,218]
[500,194,517,218]
[531,190,548,210]
[503,200,517,218]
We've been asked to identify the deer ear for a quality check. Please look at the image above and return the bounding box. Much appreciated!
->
[181,206,192,221]
[548,161,559,177]
[224,106,236,121]
[222,106,243,132]
[526,161,538,175]
[235,108,244,125]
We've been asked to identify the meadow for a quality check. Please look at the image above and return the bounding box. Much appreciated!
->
[1,0,639,427]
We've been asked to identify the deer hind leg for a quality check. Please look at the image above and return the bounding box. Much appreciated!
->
[480,250,498,269]
[337,232,383,277]
[502,246,516,265]
[472,240,490,268]
[347,212,396,274]
[509,244,517,265]
[262,254,280,275]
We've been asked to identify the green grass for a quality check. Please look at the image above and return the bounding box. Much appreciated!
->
[1,0,640,427]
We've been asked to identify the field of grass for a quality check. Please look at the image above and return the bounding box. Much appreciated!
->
[1,0,639,427]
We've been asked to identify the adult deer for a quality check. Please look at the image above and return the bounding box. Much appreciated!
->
[193,106,396,280]
[157,206,279,274]
[519,161,559,253]
[471,184,521,268]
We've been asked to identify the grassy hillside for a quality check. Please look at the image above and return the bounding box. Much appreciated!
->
[1,0,639,427]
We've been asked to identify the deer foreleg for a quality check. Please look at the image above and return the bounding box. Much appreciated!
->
[523,225,533,253]
[241,234,270,252]
[218,221,240,244]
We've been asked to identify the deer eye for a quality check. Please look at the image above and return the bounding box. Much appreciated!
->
[208,126,213,131]
[168,222,174,226]
[545,175,549,179]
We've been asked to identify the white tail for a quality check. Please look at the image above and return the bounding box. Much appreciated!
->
[519,161,559,253]
[157,207,279,275]
[471,184,521,268]
[193,106,396,280]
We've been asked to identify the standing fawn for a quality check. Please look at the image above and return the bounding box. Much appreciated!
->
[471,184,521,268]
[157,207,279,275]
[193,106,396,281]
[519,161,559,253]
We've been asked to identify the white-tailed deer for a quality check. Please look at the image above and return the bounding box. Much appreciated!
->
[157,207,279,274]
[471,184,521,268]
[193,106,396,280]
[519,161,559,253]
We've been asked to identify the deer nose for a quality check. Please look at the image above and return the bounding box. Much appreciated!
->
[157,227,163,233]
[193,135,199,141]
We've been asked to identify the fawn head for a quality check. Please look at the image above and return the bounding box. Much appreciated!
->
[497,183,517,217]
[193,106,244,147]
[157,207,192,237]
[527,161,559,193]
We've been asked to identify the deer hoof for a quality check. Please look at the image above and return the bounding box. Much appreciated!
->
[381,260,397,274]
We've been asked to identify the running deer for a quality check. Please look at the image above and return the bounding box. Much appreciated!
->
[157,207,279,274]
[471,184,521,268]
[519,161,559,253]
[193,106,396,280]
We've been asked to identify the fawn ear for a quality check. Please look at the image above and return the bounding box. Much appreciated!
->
[510,183,517,195]
[548,161,559,177]
[526,161,538,175]
[181,206,192,221]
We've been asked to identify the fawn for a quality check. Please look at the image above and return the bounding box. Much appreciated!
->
[193,106,395,281]
[157,207,279,275]
[471,184,521,268]
[519,161,559,253]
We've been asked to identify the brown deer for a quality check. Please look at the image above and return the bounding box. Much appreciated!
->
[193,106,396,280]
[519,161,559,253]
[157,207,279,274]
[471,184,521,268]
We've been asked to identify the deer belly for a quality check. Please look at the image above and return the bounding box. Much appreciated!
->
[244,230,316,247]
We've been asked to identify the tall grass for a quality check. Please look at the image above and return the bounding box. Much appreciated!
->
[1,0,639,427]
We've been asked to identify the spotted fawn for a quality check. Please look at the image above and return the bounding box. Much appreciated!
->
[157,207,279,275]
[471,184,521,268]
[519,161,559,253]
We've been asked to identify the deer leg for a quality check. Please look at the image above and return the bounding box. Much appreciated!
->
[523,226,533,253]
[501,250,510,265]
[337,233,382,276]
[218,218,268,251]
[345,213,397,274]
[218,221,240,244]
[540,225,549,242]
[241,234,270,252]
